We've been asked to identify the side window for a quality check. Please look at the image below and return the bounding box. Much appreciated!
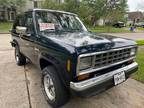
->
[24,12,34,34]
[13,14,24,33]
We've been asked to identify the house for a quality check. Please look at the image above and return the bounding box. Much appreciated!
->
[0,0,81,21]
[0,6,16,21]
[127,11,144,25]
[0,0,64,21]
[23,0,64,11]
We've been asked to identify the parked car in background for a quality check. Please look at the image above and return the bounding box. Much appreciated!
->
[139,22,144,28]
[113,21,126,28]
[135,22,144,28]
[10,9,138,108]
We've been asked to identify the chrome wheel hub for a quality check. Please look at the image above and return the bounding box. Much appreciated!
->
[44,74,55,101]
[15,50,19,62]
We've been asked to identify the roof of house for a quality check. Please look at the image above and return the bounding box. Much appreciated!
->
[128,11,144,20]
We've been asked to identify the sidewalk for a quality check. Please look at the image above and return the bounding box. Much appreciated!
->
[104,33,144,40]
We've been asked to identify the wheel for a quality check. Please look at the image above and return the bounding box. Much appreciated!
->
[42,66,69,108]
[15,46,26,66]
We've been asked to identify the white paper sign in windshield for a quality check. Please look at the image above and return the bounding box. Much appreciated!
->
[39,23,55,31]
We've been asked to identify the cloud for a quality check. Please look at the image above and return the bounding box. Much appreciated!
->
[136,0,144,10]
[128,0,144,11]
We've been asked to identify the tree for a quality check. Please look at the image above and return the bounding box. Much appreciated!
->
[42,0,64,10]
[42,0,90,25]
[83,0,128,26]
[0,0,26,8]
[63,0,80,13]
[104,0,128,23]
[42,0,128,26]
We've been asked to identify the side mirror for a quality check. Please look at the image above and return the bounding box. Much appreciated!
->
[16,26,27,35]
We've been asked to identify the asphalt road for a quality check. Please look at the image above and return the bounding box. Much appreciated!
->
[0,34,144,108]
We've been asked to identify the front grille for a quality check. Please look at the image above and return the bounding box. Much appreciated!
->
[77,46,137,76]
[94,48,131,68]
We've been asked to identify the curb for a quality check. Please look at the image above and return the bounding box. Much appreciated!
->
[0,33,10,34]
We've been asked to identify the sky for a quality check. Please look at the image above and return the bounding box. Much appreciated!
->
[128,0,144,12]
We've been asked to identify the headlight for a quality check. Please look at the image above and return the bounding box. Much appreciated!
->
[130,48,136,56]
[79,56,92,70]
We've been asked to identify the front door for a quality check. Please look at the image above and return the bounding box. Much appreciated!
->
[20,12,36,62]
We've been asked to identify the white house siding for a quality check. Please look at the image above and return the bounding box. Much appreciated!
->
[97,19,105,26]
[19,0,44,13]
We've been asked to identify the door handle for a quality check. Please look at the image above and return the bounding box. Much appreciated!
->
[26,43,30,46]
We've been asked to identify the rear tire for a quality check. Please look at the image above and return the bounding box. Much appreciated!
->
[15,46,26,66]
[41,66,69,108]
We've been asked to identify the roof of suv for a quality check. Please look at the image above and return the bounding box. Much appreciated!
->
[28,8,77,16]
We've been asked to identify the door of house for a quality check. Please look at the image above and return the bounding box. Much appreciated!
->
[8,11,15,21]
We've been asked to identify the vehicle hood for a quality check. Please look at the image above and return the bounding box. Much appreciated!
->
[46,32,136,54]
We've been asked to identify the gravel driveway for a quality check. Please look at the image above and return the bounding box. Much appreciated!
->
[0,34,144,108]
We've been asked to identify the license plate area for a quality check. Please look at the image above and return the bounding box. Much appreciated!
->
[114,71,126,85]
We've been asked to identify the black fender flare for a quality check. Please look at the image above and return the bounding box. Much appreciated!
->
[11,39,19,47]
[38,53,69,88]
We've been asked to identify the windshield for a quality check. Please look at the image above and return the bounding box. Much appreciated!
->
[35,11,87,33]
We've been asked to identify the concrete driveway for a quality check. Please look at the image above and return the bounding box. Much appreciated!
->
[1,34,144,108]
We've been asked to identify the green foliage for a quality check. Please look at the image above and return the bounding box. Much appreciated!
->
[90,26,130,33]
[42,0,128,26]
[133,48,144,83]
[0,22,12,33]
[136,40,144,46]
[42,0,64,10]
[83,0,128,25]
[0,0,26,8]
[63,0,80,13]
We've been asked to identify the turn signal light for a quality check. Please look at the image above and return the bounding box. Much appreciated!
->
[78,74,90,81]
[127,59,134,64]
[67,59,71,72]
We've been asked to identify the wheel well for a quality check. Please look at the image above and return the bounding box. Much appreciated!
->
[13,40,18,47]
[40,58,67,88]
[40,58,53,70]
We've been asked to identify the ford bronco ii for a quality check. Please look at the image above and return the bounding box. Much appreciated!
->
[10,9,138,107]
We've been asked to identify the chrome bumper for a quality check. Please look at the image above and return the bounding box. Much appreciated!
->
[70,62,138,91]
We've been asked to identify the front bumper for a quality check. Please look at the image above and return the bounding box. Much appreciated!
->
[70,62,138,93]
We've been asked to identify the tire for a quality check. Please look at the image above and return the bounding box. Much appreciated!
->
[42,66,69,108]
[15,46,26,66]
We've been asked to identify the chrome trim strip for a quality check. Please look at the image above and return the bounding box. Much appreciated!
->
[79,46,136,58]
[71,62,138,91]
[77,46,136,76]
[78,57,135,75]
[33,9,77,16]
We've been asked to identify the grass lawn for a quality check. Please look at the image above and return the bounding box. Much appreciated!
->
[137,27,144,31]
[133,48,144,83]
[90,26,131,33]
[0,22,12,33]
[0,23,142,33]
[136,40,144,46]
